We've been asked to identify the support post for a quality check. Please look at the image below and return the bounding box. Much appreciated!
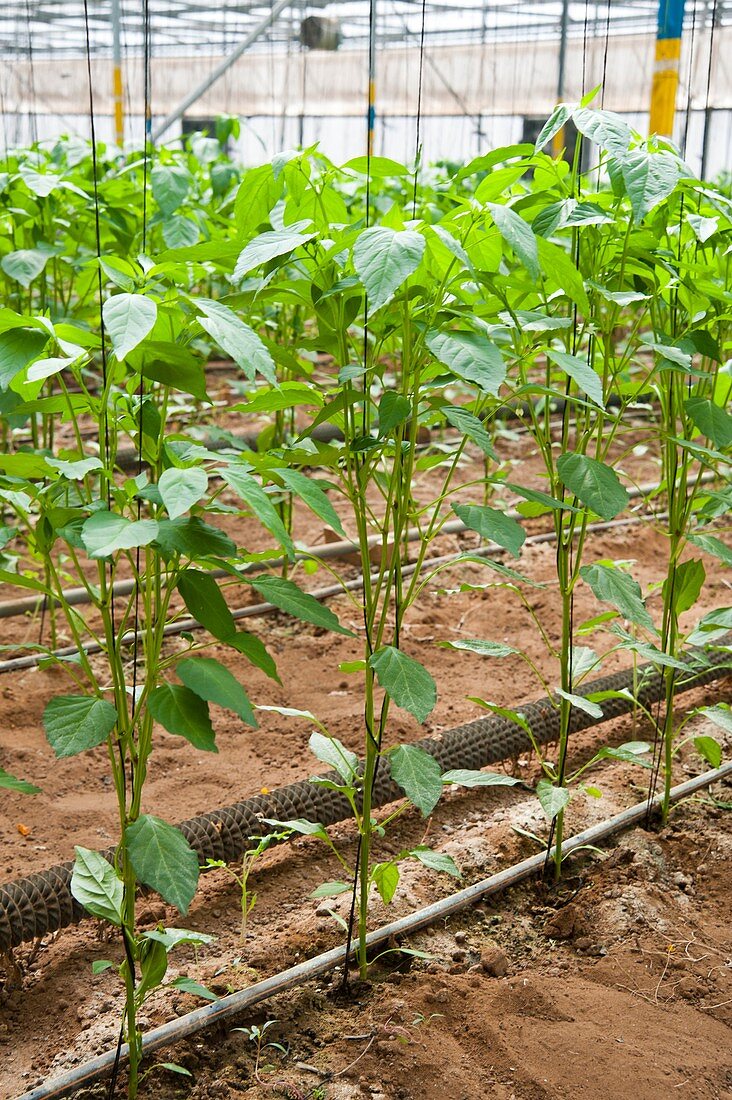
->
[111,0,124,146]
[649,0,686,136]
[152,0,292,143]
[552,0,571,158]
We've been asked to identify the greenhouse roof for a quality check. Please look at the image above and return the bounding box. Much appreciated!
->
[2,0,729,59]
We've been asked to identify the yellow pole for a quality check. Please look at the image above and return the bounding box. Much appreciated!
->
[649,0,686,137]
[111,0,124,146]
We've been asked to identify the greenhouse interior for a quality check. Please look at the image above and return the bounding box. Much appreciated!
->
[0,1,731,1098]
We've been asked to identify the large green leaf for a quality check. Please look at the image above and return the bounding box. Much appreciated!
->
[71,847,123,926]
[1,248,51,288]
[192,298,275,384]
[353,227,425,311]
[389,744,443,815]
[125,815,199,914]
[556,452,628,520]
[572,107,631,156]
[158,467,209,521]
[176,657,256,727]
[233,226,316,280]
[102,293,158,360]
[372,861,400,904]
[369,646,436,723]
[229,630,280,681]
[177,568,236,640]
[154,517,237,560]
[685,397,732,450]
[277,468,346,537]
[620,149,681,222]
[536,237,590,314]
[580,562,655,631]
[452,503,526,557]
[44,695,118,757]
[221,467,295,558]
[251,574,354,635]
[410,846,461,877]
[148,683,217,751]
[662,558,705,617]
[546,349,604,408]
[439,638,519,658]
[309,731,359,783]
[0,328,47,389]
[487,203,539,279]
[442,406,497,458]
[536,778,571,821]
[535,104,572,151]
[0,767,40,795]
[152,164,191,215]
[426,330,506,396]
[442,769,522,788]
[81,512,159,558]
[687,532,732,568]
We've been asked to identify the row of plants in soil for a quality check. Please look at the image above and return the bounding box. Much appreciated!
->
[0,99,731,1095]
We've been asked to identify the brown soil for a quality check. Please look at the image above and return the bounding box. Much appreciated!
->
[0,391,730,1100]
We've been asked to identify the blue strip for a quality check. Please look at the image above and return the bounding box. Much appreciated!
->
[367,106,376,130]
[657,0,685,40]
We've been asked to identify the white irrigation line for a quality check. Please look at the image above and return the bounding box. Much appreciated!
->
[0,467,714,627]
[0,511,657,675]
[16,759,732,1100]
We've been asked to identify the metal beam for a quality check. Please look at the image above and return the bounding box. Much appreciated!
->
[152,0,292,141]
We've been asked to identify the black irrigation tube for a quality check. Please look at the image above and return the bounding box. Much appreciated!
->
[15,760,732,1100]
[0,510,662,674]
[1,638,729,957]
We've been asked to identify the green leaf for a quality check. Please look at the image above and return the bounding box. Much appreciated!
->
[0,767,40,794]
[556,688,603,719]
[0,327,48,389]
[378,391,411,435]
[572,107,632,156]
[1,248,51,288]
[92,960,116,974]
[276,468,345,537]
[596,741,652,767]
[697,704,732,737]
[162,215,200,249]
[536,778,571,821]
[372,861,400,904]
[487,202,539,279]
[70,847,123,926]
[410,846,461,878]
[685,397,732,449]
[426,330,506,396]
[149,683,216,752]
[229,630,280,681]
[177,568,236,640]
[152,163,191,214]
[81,512,159,558]
[442,406,497,458]
[662,558,705,616]
[556,452,629,520]
[44,695,118,758]
[193,298,275,384]
[370,646,437,724]
[546,349,604,408]
[47,456,103,480]
[687,533,732,568]
[250,574,354,635]
[125,815,199,914]
[176,657,256,727]
[137,938,169,1003]
[452,503,526,557]
[536,237,590,314]
[441,769,522,788]
[580,562,655,631]
[221,466,295,559]
[310,881,351,899]
[389,744,443,815]
[309,731,358,783]
[438,638,518,658]
[535,104,572,151]
[620,148,681,221]
[158,467,208,521]
[169,978,218,1003]
[694,735,722,769]
[102,293,157,360]
[353,226,425,311]
[142,927,213,949]
[233,227,316,279]
[154,517,236,561]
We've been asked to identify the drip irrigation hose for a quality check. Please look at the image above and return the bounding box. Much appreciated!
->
[15,760,732,1100]
[0,510,662,674]
[0,463,716,630]
[0,640,728,956]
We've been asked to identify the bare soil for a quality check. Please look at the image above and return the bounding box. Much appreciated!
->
[0,392,730,1099]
